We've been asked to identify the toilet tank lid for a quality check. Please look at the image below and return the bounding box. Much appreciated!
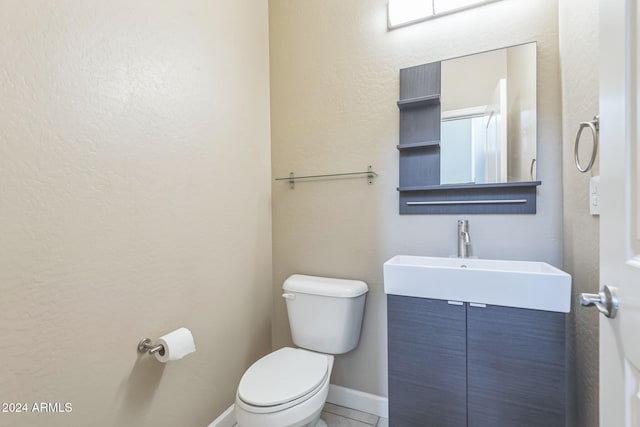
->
[283,274,368,298]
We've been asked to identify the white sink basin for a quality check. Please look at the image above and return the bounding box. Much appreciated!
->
[383,255,572,312]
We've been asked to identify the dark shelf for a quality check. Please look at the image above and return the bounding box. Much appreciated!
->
[397,94,441,110]
[397,181,541,192]
[397,140,441,150]
[398,181,541,214]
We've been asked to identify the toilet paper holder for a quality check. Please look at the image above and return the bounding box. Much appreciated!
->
[137,338,165,356]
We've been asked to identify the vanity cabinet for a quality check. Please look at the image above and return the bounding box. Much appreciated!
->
[388,295,566,427]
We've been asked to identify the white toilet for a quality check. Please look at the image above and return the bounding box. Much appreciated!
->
[234,274,368,427]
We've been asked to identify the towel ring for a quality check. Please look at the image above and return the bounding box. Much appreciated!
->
[574,115,599,173]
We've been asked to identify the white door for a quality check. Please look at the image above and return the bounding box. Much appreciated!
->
[593,0,640,425]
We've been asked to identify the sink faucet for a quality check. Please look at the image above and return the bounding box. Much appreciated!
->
[457,220,471,258]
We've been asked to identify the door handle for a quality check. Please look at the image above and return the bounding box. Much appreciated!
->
[579,285,619,318]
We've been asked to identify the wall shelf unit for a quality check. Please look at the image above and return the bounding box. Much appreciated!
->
[398,62,442,195]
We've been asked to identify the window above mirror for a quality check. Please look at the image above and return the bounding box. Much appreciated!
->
[388,0,505,29]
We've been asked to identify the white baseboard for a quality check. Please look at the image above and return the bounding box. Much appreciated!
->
[207,404,235,427]
[207,385,389,426]
[326,384,389,418]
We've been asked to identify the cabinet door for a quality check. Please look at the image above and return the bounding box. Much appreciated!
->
[388,296,467,427]
[467,304,566,427]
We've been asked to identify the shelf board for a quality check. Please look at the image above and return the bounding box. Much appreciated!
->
[397,181,541,192]
[397,94,441,110]
[397,140,440,150]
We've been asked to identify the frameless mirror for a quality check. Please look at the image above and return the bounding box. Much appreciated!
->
[439,43,537,185]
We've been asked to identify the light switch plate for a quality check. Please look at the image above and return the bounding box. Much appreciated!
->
[590,175,600,216]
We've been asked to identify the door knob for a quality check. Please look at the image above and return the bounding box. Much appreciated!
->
[579,285,619,318]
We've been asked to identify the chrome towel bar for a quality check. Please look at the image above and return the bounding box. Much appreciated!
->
[406,199,527,206]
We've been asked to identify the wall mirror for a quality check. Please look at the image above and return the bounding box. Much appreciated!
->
[440,43,537,185]
[396,42,540,214]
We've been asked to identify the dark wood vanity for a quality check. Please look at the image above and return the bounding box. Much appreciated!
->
[387,295,567,427]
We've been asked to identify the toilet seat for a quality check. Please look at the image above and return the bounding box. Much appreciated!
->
[237,347,329,413]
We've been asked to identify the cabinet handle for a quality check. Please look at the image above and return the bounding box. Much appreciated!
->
[469,302,487,308]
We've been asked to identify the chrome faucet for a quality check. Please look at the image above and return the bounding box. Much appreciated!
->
[457,220,471,258]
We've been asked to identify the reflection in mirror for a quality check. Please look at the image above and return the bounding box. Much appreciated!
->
[440,43,536,185]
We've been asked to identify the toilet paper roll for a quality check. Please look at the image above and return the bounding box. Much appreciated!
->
[155,327,196,363]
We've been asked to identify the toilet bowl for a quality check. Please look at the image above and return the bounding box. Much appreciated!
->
[233,275,368,427]
[234,347,334,427]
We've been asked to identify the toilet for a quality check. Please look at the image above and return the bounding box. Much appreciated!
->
[234,274,368,427]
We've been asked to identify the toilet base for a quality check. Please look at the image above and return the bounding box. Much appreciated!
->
[315,419,328,427]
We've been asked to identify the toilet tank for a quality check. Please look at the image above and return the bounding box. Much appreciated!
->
[283,274,368,355]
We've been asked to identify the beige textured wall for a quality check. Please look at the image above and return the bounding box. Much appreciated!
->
[270,0,562,397]
[0,1,272,426]
[558,0,600,425]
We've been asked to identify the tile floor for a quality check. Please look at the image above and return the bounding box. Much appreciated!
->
[232,402,388,427]
[322,403,388,427]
